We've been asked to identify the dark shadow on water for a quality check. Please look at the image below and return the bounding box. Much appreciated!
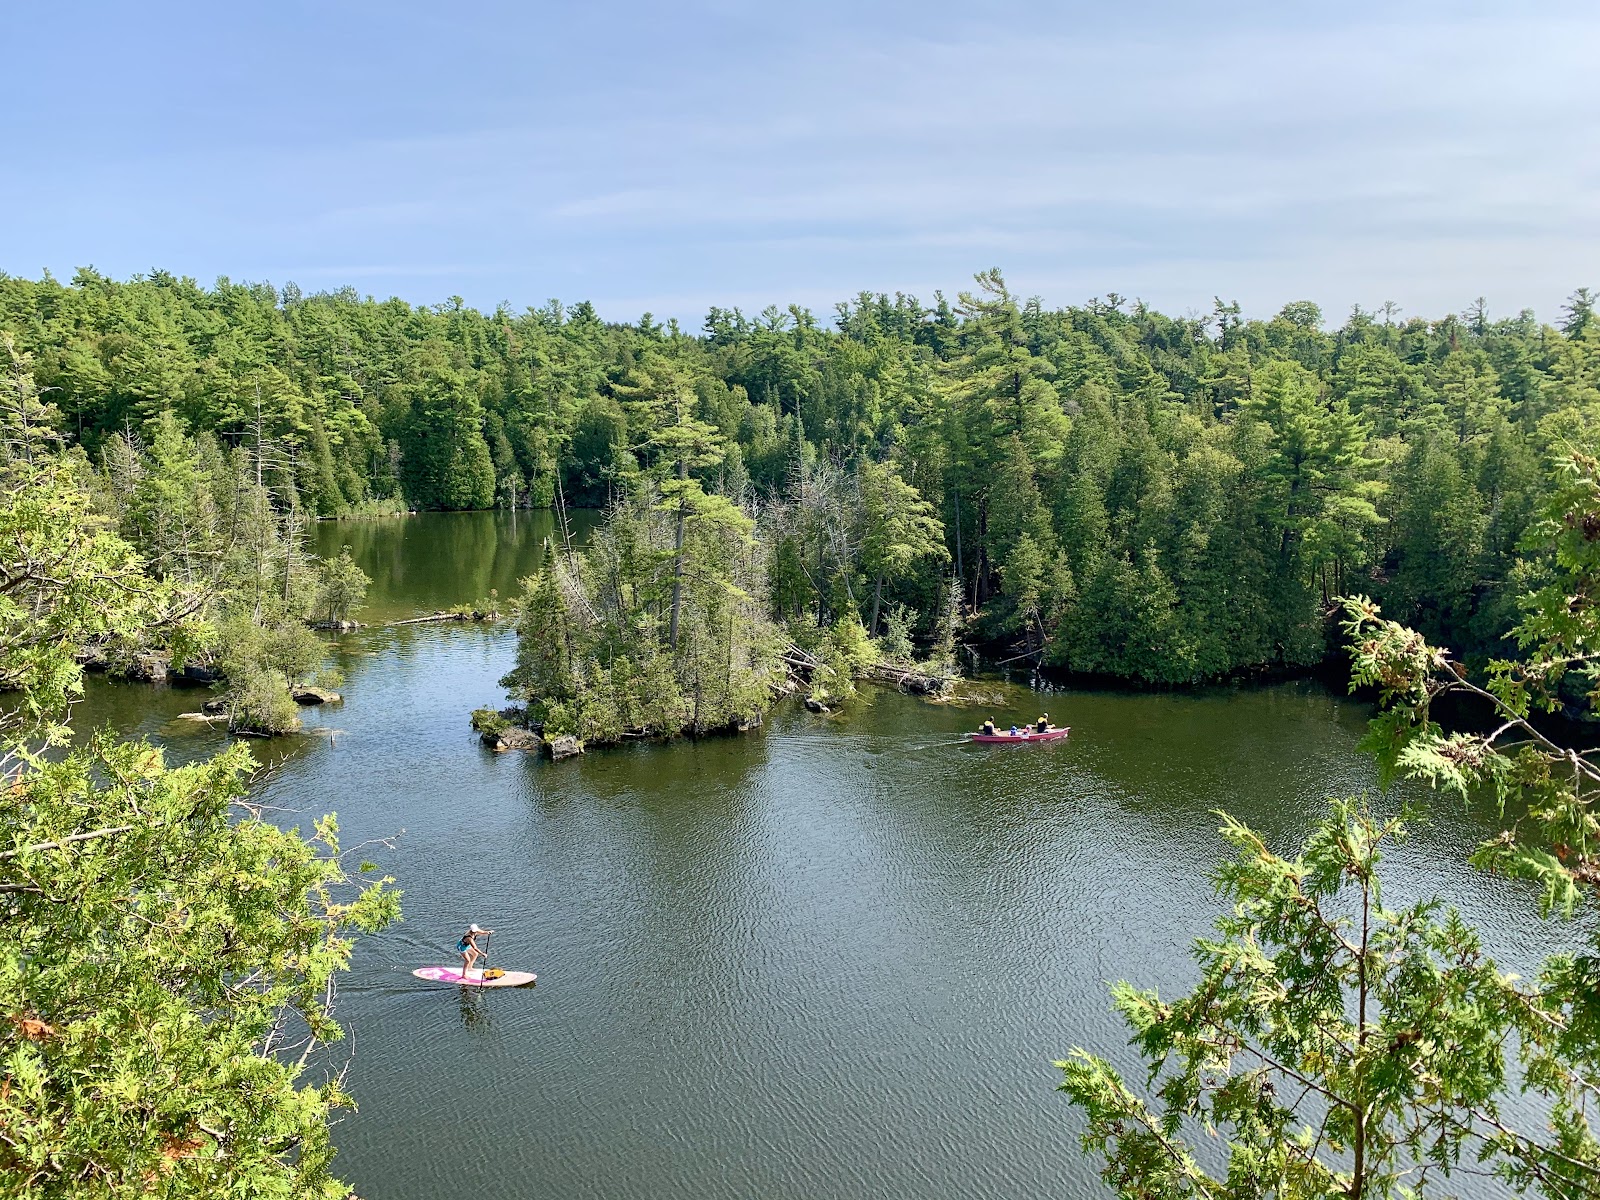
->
[310,509,600,623]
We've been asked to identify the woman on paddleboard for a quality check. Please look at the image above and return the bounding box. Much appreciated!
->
[458,923,494,974]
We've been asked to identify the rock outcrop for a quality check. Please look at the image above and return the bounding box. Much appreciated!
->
[544,734,583,760]
[484,727,543,752]
[125,651,171,683]
[291,686,341,705]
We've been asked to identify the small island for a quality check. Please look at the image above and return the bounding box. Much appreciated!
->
[470,406,956,756]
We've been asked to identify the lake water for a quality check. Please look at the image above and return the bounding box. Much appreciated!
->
[72,511,1574,1200]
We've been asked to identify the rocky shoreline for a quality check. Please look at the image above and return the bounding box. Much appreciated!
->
[469,644,956,759]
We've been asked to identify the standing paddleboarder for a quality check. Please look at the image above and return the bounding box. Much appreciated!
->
[412,922,534,987]
[457,923,494,976]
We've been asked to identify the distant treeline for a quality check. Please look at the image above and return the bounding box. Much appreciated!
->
[5,266,1598,682]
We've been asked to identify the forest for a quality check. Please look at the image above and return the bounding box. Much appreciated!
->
[4,266,1599,693]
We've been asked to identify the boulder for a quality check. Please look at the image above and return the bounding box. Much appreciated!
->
[733,712,763,732]
[544,734,583,760]
[125,651,171,683]
[804,697,830,714]
[487,727,542,752]
[177,663,220,685]
[201,697,229,715]
[291,686,341,705]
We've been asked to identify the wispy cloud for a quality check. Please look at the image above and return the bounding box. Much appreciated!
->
[5,2,1598,321]
[267,264,500,280]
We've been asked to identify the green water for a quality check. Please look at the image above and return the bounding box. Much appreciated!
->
[71,512,1569,1199]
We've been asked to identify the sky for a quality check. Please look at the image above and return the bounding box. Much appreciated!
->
[5,0,1598,326]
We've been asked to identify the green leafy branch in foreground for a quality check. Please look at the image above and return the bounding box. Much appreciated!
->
[1344,452,1600,918]
[1,453,400,1198]
[3,739,399,1198]
[0,458,164,744]
[1058,801,1599,1199]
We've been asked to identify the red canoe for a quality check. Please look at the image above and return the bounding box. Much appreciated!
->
[970,726,1070,744]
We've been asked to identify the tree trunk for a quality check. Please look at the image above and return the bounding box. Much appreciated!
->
[954,489,964,586]
[1350,878,1371,1198]
[870,574,885,634]
[816,532,827,627]
[669,457,688,653]
[975,498,991,606]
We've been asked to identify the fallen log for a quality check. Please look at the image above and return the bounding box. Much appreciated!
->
[867,662,954,695]
[782,642,820,672]
[784,641,953,694]
[390,610,497,626]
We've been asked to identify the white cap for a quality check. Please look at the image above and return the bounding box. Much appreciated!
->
[469,923,486,933]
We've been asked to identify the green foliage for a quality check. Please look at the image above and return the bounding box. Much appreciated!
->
[876,602,917,664]
[1063,459,1600,1198]
[500,484,783,743]
[1058,801,1600,1198]
[469,706,510,738]
[0,459,162,740]
[225,665,303,736]
[397,347,496,510]
[809,616,878,705]
[311,545,370,624]
[0,425,399,1198]
[77,405,358,733]
[214,612,324,735]
[3,266,1597,684]
[214,611,324,690]
[1341,454,1600,915]
[858,459,946,633]
[2,738,399,1199]
[501,558,576,717]
[444,590,499,618]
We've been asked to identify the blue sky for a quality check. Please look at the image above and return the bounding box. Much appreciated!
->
[7,1,1597,325]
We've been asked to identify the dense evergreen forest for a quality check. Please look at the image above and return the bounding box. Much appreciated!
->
[6,266,1599,685]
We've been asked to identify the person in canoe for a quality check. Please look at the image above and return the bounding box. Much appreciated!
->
[458,923,494,974]
[980,718,997,736]
[1035,713,1050,733]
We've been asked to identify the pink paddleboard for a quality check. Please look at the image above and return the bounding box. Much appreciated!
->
[412,966,537,988]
